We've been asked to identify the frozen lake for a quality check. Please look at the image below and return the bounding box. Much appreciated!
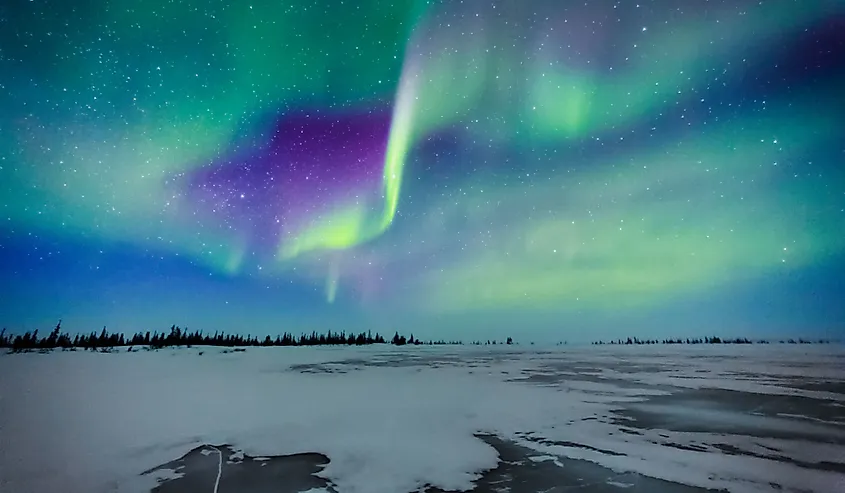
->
[1,345,843,493]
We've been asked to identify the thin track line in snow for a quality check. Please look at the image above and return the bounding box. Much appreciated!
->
[208,445,223,493]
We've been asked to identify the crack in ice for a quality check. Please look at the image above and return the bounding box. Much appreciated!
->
[208,445,222,493]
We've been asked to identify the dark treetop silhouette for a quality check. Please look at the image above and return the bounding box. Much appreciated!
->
[0,321,471,352]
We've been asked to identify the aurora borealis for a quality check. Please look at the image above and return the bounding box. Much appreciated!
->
[2,0,844,340]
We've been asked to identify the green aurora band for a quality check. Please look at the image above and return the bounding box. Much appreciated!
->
[274,0,845,305]
[2,0,844,318]
[404,90,845,313]
[2,0,422,275]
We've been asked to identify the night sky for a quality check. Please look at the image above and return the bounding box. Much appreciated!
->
[2,0,844,342]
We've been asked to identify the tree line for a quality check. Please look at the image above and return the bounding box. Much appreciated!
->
[3,323,832,353]
[591,336,834,345]
[468,337,514,346]
[0,321,464,353]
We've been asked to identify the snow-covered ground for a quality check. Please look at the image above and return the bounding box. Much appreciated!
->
[0,344,843,493]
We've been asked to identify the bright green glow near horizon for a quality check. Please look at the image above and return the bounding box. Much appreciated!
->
[402,90,845,313]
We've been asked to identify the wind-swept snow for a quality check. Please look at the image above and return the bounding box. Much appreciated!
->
[0,345,842,493]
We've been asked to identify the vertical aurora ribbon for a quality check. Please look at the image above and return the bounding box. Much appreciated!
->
[277,52,420,302]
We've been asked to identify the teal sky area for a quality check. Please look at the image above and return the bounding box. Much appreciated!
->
[2,0,844,341]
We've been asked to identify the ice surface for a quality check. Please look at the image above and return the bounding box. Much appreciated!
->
[0,344,843,493]
[143,468,185,484]
[527,455,564,467]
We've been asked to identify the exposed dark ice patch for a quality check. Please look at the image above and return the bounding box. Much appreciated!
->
[146,445,334,493]
[424,435,724,493]
[710,443,845,474]
[145,436,724,493]
[515,432,627,457]
[611,387,845,444]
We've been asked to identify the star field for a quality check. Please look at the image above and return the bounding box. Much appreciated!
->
[1,0,844,340]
